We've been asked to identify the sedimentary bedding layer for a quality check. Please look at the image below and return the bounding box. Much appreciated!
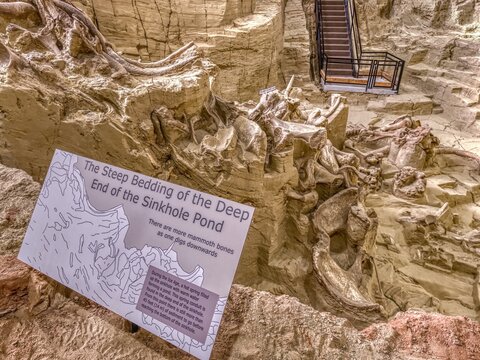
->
[0,1,479,359]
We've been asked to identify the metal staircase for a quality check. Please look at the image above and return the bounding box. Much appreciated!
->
[316,0,405,93]
[321,0,352,76]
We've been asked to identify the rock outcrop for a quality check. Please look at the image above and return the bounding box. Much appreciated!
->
[65,0,480,127]
[1,0,480,325]
[71,0,286,101]
[0,1,480,359]
[0,164,40,255]
[0,1,377,327]
[283,0,311,87]
[1,253,480,360]
[355,0,480,128]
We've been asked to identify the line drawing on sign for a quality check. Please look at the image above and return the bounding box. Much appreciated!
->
[18,150,226,358]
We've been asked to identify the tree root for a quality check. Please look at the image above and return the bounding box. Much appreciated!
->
[1,0,200,78]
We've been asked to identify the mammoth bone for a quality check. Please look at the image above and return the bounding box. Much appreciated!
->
[346,115,480,172]
[0,1,38,17]
[312,188,385,324]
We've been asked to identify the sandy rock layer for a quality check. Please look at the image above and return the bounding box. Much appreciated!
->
[72,0,286,101]
[0,164,40,255]
[1,250,480,360]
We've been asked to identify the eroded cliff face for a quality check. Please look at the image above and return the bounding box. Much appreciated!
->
[71,0,285,101]
[73,0,257,58]
[357,0,480,37]
[65,0,480,118]
[282,0,311,86]
[355,0,480,128]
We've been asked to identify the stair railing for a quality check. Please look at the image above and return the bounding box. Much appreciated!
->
[344,0,362,77]
[316,0,405,93]
[315,0,326,70]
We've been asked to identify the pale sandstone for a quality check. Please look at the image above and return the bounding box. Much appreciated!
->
[72,0,285,101]
[367,93,434,116]
[0,2,368,326]
[1,258,479,360]
[282,0,311,86]
[0,2,480,358]
[0,164,40,255]
[354,0,480,128]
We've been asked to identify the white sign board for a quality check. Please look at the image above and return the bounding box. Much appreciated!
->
[18,150,254,360]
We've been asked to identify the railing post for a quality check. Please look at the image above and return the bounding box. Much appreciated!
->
[366,60,373,92]
[383,52,387,74]
[353,1,362,55]
[391,62,399,91]
[325,56,329,84]
[396,60,405,93]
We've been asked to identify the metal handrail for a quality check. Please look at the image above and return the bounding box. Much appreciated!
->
[316,0,405,93]
[345,0,362,63]
[315,0,326,69]
[320,52,405,93]
[361,51,404,62]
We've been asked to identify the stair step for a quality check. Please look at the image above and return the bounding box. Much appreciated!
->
[323,41,350,51]
[324,34,349,39]
[323,29,348,34]
[323,35,349,41]
[323,21,348,26]
[322,10,345,16]
[327,70,354,76]
[328,64,353,70]
[323,13,346,17]
[323,38,350,45]
[322,4,344,7]
[324,37,349,42]
[323,22,347,27]
[323,15,346,19]
[323,40,349,45]
[323,18,346,22]
[323,29,348,33]
[323,19,347,24]
[322,5,345,10]
[322,6,345,11]
[323,24,348,30]
[326,52,351,58]
[325,44,350,50]
[323,56,351,60]
[326,52,351,59]
[322,8,345,13]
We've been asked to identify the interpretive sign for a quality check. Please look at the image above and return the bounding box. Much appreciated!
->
[18,149,255,360]
[136,266,219,343]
